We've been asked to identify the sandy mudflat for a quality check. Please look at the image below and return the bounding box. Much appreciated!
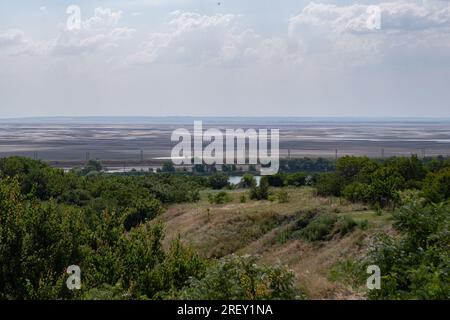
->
[1,118,450,166]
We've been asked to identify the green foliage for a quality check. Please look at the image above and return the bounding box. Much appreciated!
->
[179,255,299,300]
[280,157,335,173]
[250,176,269,200]
[0,177,87,299]
[336,156,378,185]
[368,201,449,299]
[342,182,371,203]
[267,174,285,187]
[342,167,403,208]
[276,189,290,203]
[386,155,426,189]
[315,173,343,197]
[318,156,425,208]
[241,174,255,188]
[422,168,450,203]
[284,212,358,243]
[123,197,163,230]
[0,157,210,300]
[161,161,176,173]
[266,172,307,188]
[298,214,338,242]
[285,172,307,187]
[208,192,232,205]
[207,173,229,190]
[329,258,366,289]
[335,215,357,236]
[240,193,247,203]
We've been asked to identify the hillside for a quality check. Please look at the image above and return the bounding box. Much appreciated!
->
[158,187,394,299]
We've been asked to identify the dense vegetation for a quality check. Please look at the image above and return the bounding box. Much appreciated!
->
[0,157,296,300]
[368,201,449,299]
[0,155,449,300]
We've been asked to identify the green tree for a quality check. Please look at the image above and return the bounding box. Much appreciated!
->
[369,201,449,299]
[250,176,269,200]
[162,161,176,173]
[422,168,450,203]
[180,255,298,300]
[207,173,229,190]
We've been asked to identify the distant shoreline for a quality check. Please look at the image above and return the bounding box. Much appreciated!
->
[1,116,450,125]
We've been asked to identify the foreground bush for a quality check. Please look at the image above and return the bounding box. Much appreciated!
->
[179,255,299,300]
[368,201,449,299]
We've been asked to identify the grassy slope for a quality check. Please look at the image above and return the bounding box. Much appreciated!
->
[154,187,394,299]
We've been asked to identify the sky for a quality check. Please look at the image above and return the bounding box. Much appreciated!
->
[0,0,450,118]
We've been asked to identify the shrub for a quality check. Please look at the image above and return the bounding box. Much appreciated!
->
[208,192,232,205]
[267,174,285,187]
[335,216,357,236]
[277,189,290,203]
[179,255,299,300]
[298,214,338,242]
[329,258,366,289]
[249,176,270,200]
[342,182,371,203]
[207,173,230,190]
[422,168,450,203]
[368,201,450,299]
[315,173,343,197]
[123,197,163,230]
[240,174,255,188]
[285,173,307,187]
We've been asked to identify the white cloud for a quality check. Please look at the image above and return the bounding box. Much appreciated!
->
[51,8,135,56]
[288,1,450,66]
[0,29,47,56]
[129,11,286,66]
[290,1,450,34]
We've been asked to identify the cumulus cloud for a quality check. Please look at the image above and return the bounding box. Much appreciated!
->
[288,0,450,66]
[50,8,135,56]
[128,11,286,66]
[0,29,47,56]
[290,1,450,34]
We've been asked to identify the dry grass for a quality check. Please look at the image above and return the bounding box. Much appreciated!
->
[153,187,393,299]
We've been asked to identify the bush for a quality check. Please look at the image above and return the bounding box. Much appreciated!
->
[207,173,229,190]
[267,174,285,187]
[277,189,290,203]
[422,168,450,203]
[285,173,307,187]
[342,182,371,203]
[298,214,338,242]
[208,192,232,205]
[179,255,299,300]
[329,259,366,289]
[368,201,450,299]
[315,173,343,197]
[240,174,255,188]
[161,161,176,173]
[335,216,357,236]
[123,197,163,230]
[249,176,269,200]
